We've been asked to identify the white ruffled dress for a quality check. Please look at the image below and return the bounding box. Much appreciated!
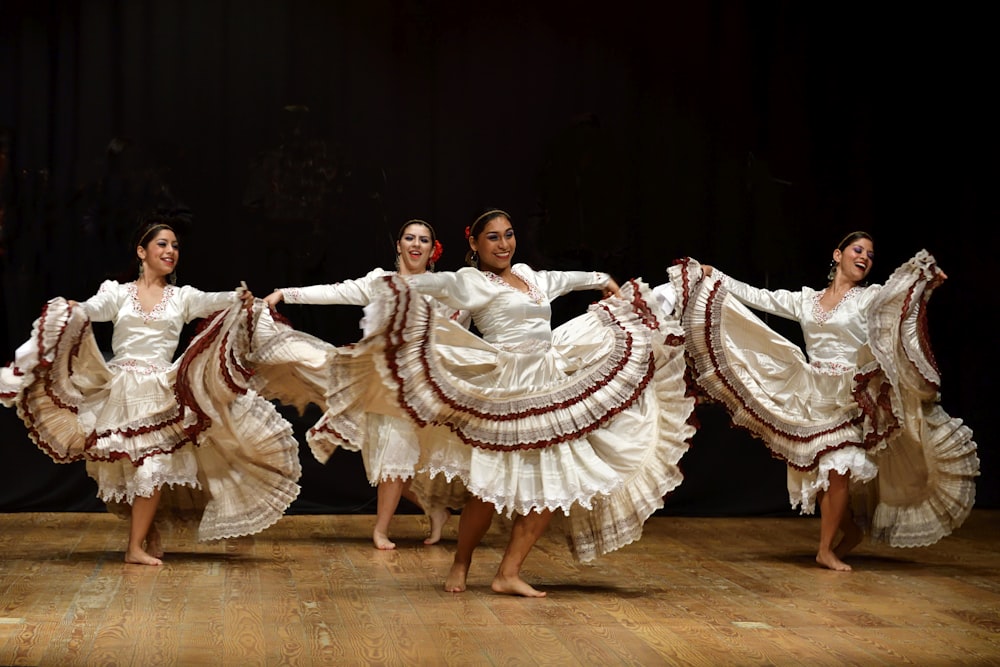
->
[249,267,469,487]
[0,280,302,541]
[314,264,698,562]
[670,252,979,547]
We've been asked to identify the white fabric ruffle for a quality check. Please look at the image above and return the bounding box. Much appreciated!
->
[1,298,302,541]
[671,252,978,548]
[328,274,697,562]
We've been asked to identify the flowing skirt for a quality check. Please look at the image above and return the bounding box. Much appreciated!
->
[313,274,698,562]
[671,252,979,547]
[246,307,431,486]
[0,299,302,541]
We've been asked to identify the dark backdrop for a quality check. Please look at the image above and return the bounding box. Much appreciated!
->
[1,1,995,516]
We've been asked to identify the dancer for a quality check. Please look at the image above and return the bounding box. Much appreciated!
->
[0,218,302,565]
[674,231,978,571]
[262,220,464,550]
[326,209,697,596]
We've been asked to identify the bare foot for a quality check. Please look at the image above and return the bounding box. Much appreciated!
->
[424,508,451,545]
[125,548,163,566]
[444,562,470,592]
[834,523,863,560]
[145,528,164,559]
[373,531,396,550]
[491,574,547,598]
[816,549,852,572]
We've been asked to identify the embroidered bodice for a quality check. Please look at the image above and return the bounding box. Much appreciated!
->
[408,265,609,349]
[717,272,881,371]
[81,280,237,370]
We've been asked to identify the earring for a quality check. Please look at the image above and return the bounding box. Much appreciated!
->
[471,251,479,268]
[394,253,401,271]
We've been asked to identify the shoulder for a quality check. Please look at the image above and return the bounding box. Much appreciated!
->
[173,284,205,300]
[365,268,391,280]
[89,279,128,302]
[455,266,486,280]
[859,283,883,300]
[96,279,125,293]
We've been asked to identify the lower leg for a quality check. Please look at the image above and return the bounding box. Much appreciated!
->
[445,497,495,592]
[492,509,553,598]
[834,497,863,559]
[373,479,404,550]
[399,483,451,545]
[816,472,852,572]
[126,488,163,565]
[145,522,164,558]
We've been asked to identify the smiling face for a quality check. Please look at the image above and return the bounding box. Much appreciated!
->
[396,222,434,275]
[470,215,515,274]
[833,236,874,285]
[137,228,179,280]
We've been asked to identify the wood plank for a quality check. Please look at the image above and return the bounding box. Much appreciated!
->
[0,511,997,665]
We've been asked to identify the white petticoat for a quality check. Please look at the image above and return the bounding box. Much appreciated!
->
[0,299,302,540]
[313,275,697,562]
[670,252,978,548]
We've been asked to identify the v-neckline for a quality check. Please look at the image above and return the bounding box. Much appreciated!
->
[482,268,544,304]
[814,286,860,324]
[129,282,172,320]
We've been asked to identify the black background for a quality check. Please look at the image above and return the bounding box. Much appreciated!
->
[1,1,995,516]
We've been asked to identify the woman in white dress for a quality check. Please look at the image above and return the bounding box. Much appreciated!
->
[262,220,464,550]
[0,220,302,565]
[329,209,698,596]
[676,231,978,571]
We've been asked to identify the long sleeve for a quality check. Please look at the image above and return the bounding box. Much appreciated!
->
[406,268,496,312]
[279,269,387,306]
[179,286,239,322]
[80,280,124,322]
[715,270,804,322]
[533,269,610,300]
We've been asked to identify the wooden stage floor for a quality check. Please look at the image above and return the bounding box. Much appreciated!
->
[0,510,997,666]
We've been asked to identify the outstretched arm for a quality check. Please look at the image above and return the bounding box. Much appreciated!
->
[264,289,284,308]
[268,270,386,308]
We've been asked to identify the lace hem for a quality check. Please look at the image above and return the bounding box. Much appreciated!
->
[174,300,303,541]
[674,254,978,549]
[2,299,199,464]
[406,297,697,561]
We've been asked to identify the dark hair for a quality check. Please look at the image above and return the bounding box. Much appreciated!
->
[397,219,435,245]
[827,230,874,283]
[396,219,440,271]
[133,218,180,283]
[134,221,177,249]
[465,209,511,267]
[835,230,874,253]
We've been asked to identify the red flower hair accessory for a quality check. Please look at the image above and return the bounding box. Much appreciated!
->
[464,226,472,240]
[430,240,443,264]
